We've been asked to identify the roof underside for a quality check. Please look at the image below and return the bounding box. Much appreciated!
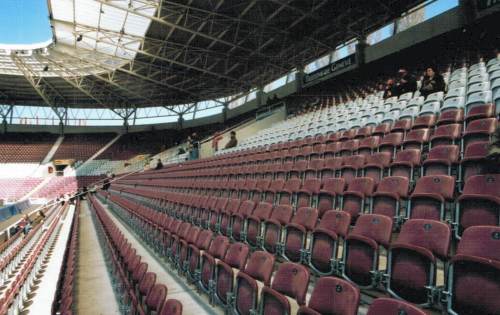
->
[0,0,425,109]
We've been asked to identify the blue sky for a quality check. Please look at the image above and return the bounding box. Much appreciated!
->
[0,0,52,44]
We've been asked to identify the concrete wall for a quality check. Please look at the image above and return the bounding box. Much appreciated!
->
[199,106,287,159]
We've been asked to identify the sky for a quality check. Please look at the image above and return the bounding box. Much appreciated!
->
[0,0,52,44]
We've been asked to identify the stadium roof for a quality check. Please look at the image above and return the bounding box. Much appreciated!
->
[0,0,425,110]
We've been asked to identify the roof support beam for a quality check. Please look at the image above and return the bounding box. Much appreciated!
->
[11,54,67,120]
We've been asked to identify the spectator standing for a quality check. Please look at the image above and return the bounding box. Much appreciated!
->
[420,66,446,98]
[395,68,417,96]
[189,133,200,160]
[225,131,238,149]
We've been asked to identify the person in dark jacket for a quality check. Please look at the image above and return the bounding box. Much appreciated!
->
[420,66,446,98]
[155,158,163,170]
[225,131,238,149]
[395,68,417,96]
[383,79,398,99]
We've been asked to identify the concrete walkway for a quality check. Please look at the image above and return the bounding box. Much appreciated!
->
[76,200,120,315]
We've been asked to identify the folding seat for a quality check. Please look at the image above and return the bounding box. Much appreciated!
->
[340,155,365,185]
[465,89,492,114]
[319,156,343,178]
[306,210,350,275]
[412,113,436,130]
[263,179,285,204]
[424,91,443,104]
[281,207,319,262]
[304,158,324,179]
[446,86,466,100]
[176,226,201,269]
[462,117,497,150]
[138,272,157,304]
[408,175,455,221]
[250,178,271,202]
[389,148,421,183]
[277,178,301,205]
[422,145,459,176]
[429,123,461,148]
[198,235,230,295]
[219,199,241,236]
[208,198,229,232]
[455,174,500,239]
[465,100,495,123]
[460,141,489,183]
[159,299,183,315]
[132,262,148,287]
[288,160,308,179]
[258,262,310,315]
[310,143,326,159]
[339,139,359,156]
[213,242,250,307]
[296,178,321,208]
[185,230,213,283]
[445,226,500,315]
[339,129,356,142]
[391,118,412,134]
[296,145,313,161]
[371,176,409,223]
[372,122,391,137]
[363,152,392,184]
[244,202,274,249]
[386,219,451,306]
[367,298,426,315]
[144,284,167,314]
[402,128,430,151]
[357,136,381,156]
[341,177,376,223]
[342,214,393,288]
[275,161,294,180]
[261,204,294,254]
[297,277,360,315]
[317,178,346,218]
[231,200,256,242]
[233,251,275,315]
[240,179,257,200]
[379,132,404,157]
[323,141,342,158]
[354,125,373,139]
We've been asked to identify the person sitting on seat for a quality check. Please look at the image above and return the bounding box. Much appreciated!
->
[481,126,500,174]
[225,131,238,149]
[155,158,163,170]
[383,79,397,99]
[395,68,417,96]
[420,66,446,98]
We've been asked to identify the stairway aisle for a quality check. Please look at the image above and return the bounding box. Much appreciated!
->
[76,200,120,315]
[96,198,220,315]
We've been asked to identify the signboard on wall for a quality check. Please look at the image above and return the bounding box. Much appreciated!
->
[303,53,357,86]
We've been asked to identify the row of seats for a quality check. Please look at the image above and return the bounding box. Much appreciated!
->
[53,134,115,161]
[0,133,57,163]
[232,58,499,152]
[33,176,103,199]
[0,204,65,314]
[52,200,80,315]
[100,186,500,315]
[0,177,43,201]
[88,195,182,315]
[113,170,499,240]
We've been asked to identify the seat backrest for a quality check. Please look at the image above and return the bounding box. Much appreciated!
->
[462,174,500,197]
[306,277,360,315]
[404,128,430,142]
[457,226,500,261]
[237,200,256,217]
[271,262,310,305]
[302,178,321,193]
[225,198,241,214]
[376,176,410,198]
[269,179,286,191]
[347,177,375,195]
[132,262,148,283]
[427,145,459,162]
[252,202,273,220]
[159,299,183,315]
[208,235,230,259]
[465,117,497,134]
[146,284,167,312]
[365,152,392,167]
[283,178,301,191]
[351,214,393,248]
[381,132,404,146]
[343,155,365,168]
[396,219,451,260]
[291,207,318,230]
[393,148,421,165]
[463,141,489,159]
[412,175,455,200]
[321,178,346,194]
[317,210,351,238]
[195,229,213,250]
[243,251,275,285]
[367,298,426,315]
[224,242,250,269]
[139,272,157,296]
[269,204,294,225]
[434,123,461,138]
